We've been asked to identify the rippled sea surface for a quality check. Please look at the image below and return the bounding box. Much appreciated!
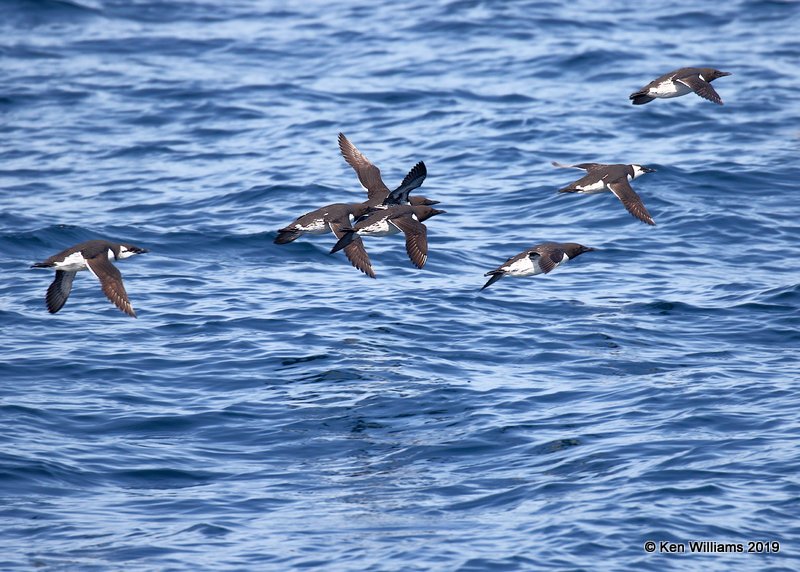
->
[2,0,799,570]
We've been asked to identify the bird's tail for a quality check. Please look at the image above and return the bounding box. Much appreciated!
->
[274,229,301,244]
[329,228,356,254]
[480,270,505,291]
[629,91,654,105]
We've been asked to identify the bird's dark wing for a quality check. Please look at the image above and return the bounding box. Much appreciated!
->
[45,270,76,313]
[551,161,604,172]
[677,75,724,105]
[329,221,375,278]
[86,255,137,317]
[389,216,429,269]
[529,250,560,274]
[383,161,427,206]
[608,179,656,225]
[338,133,390,200]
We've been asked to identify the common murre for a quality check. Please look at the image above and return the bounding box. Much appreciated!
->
[338,132,438,207]
[553,161,657,226]
[31,239,148,317]
[274,202,371,245]
[481,242,595,290]
[274,201,375,277]
[330,204,446,274]
[630,67,731,105]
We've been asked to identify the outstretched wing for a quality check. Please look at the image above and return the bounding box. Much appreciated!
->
[329,221,375,278]
[389,216,429,269]
[383,161,427,206]
[551,161,605,172]
[46,270,76,313]
[86,255,137,317]
[338,133,390,200]
[608,179,656,225]
[677,75,724,105]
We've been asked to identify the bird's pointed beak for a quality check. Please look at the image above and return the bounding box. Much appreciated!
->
[718,71,732,77]
[643,166,657,173]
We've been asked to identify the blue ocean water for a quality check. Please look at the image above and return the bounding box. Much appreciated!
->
[1,0,799,569]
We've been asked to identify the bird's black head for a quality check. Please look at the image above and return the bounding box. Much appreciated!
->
[564,243,596,259]
[408,196,440,206]
[414,206,446,222]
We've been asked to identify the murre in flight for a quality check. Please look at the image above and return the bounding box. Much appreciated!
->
[330,204,446,275]
[274,202,372,245]
[553,161,657,226]
[481,242,595,290]
[31,239,148,317]
[630,67,731,105]
[274,202,376,277]
[338,132,438,207]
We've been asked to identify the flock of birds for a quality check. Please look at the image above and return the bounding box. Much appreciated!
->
[29,67,731,317]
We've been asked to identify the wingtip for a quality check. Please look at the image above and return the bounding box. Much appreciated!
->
[337,132,349,152]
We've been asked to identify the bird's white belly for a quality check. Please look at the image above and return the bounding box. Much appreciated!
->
[295,218,329,234]
[576,179,609,194]
[53,251,89,272]
[650,80,692,98]
[503,256,540,277]
[358,219,397,237]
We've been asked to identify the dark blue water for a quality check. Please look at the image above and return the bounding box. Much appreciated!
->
[2,0,799,570]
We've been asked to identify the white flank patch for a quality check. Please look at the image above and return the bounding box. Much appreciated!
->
[360,219,396,237]
[503,256,538,277]
[576,179,608,194]
[651,80,692,98]
[296,218,329,234]
[53,251,88,272]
